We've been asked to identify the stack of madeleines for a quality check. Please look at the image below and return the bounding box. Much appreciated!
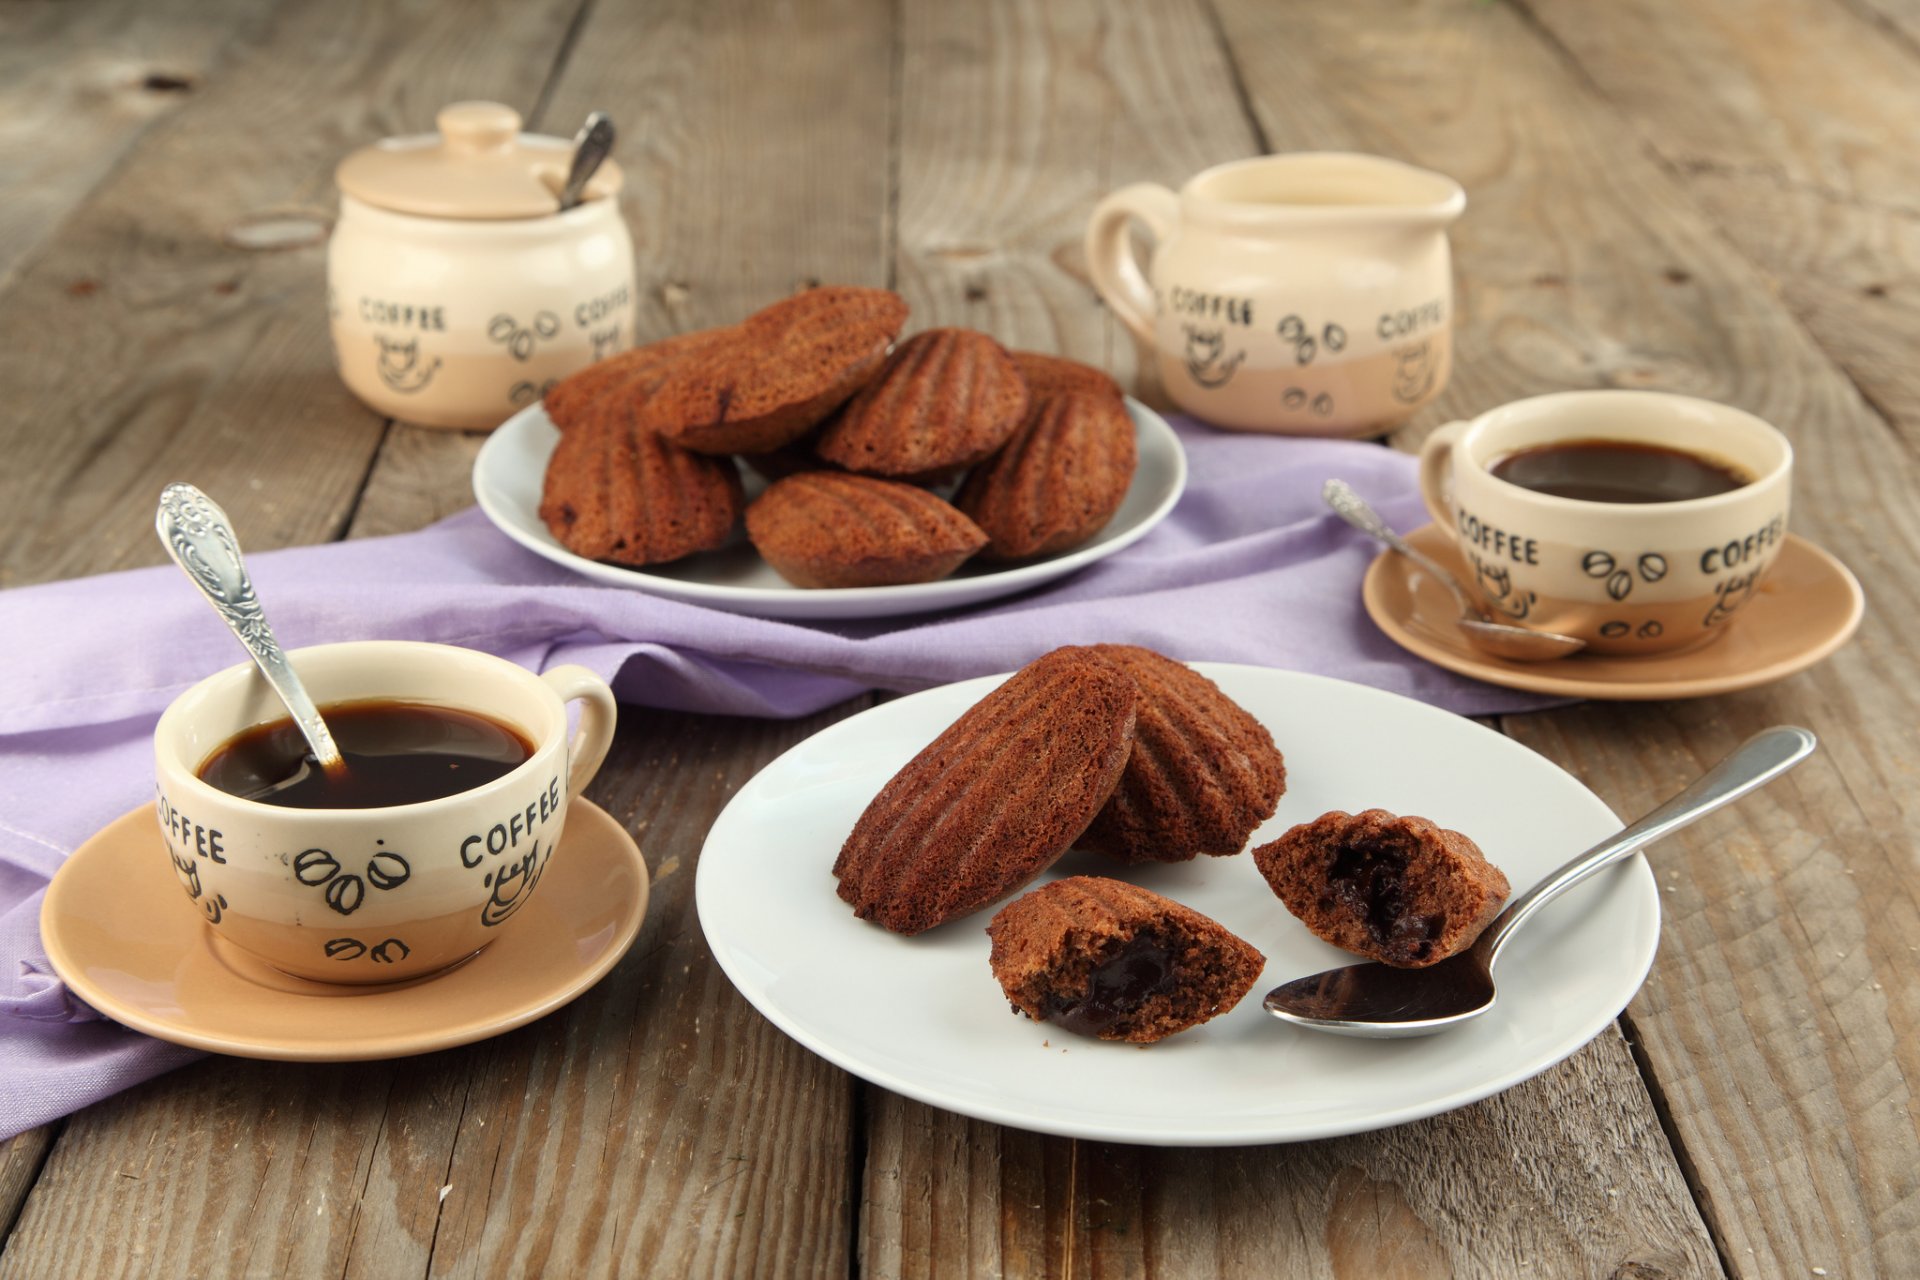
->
[538,285,1140,588]
[831,644,1511,1043]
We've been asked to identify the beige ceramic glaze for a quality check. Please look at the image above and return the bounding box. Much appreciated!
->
[1362,525,1862,700]
[152,642,616,983]
[39,801,648,1061]
[1418,391,1794,655]
[329,102,636,430]
[1085,153,1464,437]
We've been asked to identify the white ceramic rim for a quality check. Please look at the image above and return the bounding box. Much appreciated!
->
[469,397,1189,620]
[1180,152,1466,231]
[1455,390,1794,515]
[154,640,569,818]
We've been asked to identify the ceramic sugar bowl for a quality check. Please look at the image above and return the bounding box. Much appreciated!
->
[1086,153,1464,438]
[329,101,636,431]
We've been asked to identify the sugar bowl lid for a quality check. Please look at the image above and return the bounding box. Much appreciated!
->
[336,101,623,219]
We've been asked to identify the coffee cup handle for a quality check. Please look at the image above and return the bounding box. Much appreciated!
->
[540,665,617,799]
[1085,183,1179,347]
[1416,420,1470,541]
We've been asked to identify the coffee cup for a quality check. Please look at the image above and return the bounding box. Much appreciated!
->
[1085,152,1464,437]
[1417,390,1793,655]
[153,641,617,983]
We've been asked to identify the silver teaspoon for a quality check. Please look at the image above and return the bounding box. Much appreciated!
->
[155,483,346,778]
[1263,724,1816,1038]
[1323,479,1585,662]
[556,111,615,212]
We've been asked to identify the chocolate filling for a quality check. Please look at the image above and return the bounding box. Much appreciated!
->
[1041,930,1179,1035]
[1327,836,1443,964]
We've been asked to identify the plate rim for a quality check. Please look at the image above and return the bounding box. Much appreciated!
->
[694,662,1660,1145]
[41,799,650,1062]
[1362,527,1865,700]
[470,396,1189,619]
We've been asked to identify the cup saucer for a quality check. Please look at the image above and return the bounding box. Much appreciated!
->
[40,799,649,1061]
[1361,525,1864,700]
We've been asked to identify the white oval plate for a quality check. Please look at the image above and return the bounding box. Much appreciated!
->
[470,398,1187,620]
[695,664,1659,1145]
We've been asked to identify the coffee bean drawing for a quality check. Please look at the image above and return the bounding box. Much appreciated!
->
[1282,388,1307,410]
[1311,392,1334,417]
[325,875,365,916]
[509,378,559,407]
[370,939,412,964]
[325,938,367,960]
[294,848,339,885]
[488,311,561,361]
[366,851,411,891]
[1638,620,1664,638]
[1599,621,1631,639]
[1584,549,1673,601]
[295,844,409,916]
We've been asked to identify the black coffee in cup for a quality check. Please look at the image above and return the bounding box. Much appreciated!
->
[1490,439,1748,504]
[198,700,533,809]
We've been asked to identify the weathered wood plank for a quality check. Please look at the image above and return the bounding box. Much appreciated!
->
[862,1028,1717,1278]
[865,0,1724,1274]
[0,1128,55,1246]
[0,0,278,291]
[1214,0,1920,1273]
[0,0,588,589]
[1520,0,1920,448]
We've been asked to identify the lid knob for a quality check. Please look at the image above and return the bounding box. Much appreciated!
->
[437,101,522,153]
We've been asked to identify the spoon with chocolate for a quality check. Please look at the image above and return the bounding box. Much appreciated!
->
[1263,725,1816,1038]
[155,483,346,779]
[1322,479,1585,662]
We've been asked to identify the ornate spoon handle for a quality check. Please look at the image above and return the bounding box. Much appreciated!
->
[155,483,345,773]
[1322,479,1483,618]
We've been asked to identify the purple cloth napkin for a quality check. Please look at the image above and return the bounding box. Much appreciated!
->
[0,419,1556,1139]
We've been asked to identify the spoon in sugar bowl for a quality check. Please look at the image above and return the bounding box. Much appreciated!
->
[1263,724,1816,1038]
[1323,479,1585,662]
[155,483,347,779]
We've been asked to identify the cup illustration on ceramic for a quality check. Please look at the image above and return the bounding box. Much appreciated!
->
[153,641,617,983]
[1418,390,1793,655]
[1085,152,1464,438]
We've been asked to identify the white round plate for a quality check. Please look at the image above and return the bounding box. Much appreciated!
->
[470,398,1187,620]
[695,664,1660,1145]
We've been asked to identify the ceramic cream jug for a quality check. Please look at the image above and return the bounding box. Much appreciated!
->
[329,102,636,431]
[1085,153,1465,437]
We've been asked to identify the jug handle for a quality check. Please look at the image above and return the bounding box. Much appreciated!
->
[1085,184,1179,347]
[1416,420,1470,541]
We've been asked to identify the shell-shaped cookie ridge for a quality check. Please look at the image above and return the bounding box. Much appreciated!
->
[746,471,986,588]
[1077,645,1286,864]
[816,328,1029,477]
[954,391,1138,560]
[834,647,1139,934]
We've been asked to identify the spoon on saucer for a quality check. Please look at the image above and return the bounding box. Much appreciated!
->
[1263,724,1816,1038]
[155,483,346,778]
[1323,479,1585,662]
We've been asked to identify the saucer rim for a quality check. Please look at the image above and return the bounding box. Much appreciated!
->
[40,799,649,1062]
[1361,528,1864,700]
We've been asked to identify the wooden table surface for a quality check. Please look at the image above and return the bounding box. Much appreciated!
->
[1,0,1914,1275]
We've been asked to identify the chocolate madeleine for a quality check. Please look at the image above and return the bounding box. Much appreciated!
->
[1078,645,1286,864]
[539,401,744,565]
[986,876,1265,1043]
[953,391,1137,559]
[815,328,1029,480]
[746,471,986,588]
[834,648,1139,934]
[1252,809,1511,968]
[641,286,909,454]
[543,328,730,431]
[1009,351,1123,402]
